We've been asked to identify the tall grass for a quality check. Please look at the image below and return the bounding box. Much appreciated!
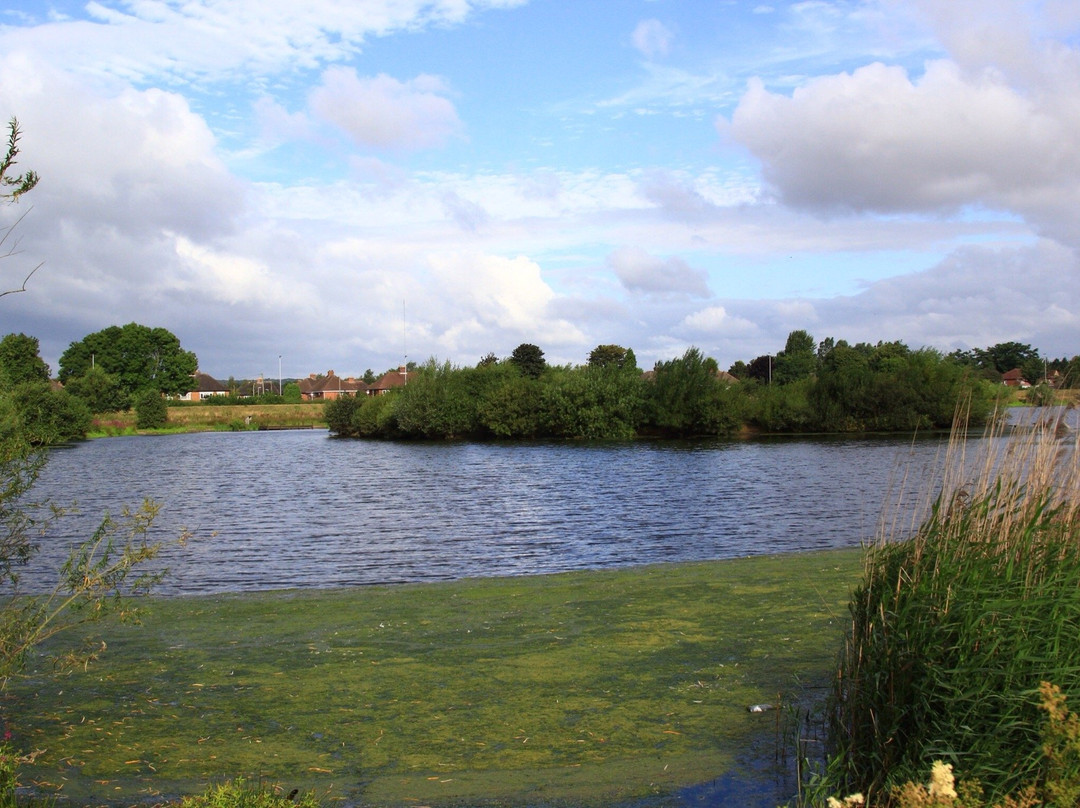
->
[826,404,1080,803]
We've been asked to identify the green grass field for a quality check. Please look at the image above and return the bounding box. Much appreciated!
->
[89,402,327,436]
[7,549,862,807]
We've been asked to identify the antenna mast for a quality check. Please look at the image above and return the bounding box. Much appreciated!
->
[403,298,407,385]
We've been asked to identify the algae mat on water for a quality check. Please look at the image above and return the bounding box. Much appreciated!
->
[8,548,862,806]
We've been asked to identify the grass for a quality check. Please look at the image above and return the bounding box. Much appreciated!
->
[5,549,862,807]
[826,404,1080,804]
[89,403,327,437]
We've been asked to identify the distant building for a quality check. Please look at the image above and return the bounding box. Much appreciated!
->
[305,370,367,400]
[368,366,410,395]
[178,372,230,401]
[1002,368,1030,388]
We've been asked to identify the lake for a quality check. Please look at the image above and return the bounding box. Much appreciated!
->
[22,429,953,595]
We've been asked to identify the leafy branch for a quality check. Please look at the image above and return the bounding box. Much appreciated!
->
[0,117,41,299]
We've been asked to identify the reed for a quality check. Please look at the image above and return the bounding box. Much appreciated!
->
[826,404,1080,803]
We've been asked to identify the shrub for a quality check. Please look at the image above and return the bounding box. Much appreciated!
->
[826,406,1080,803]
[134,389,168,429]
[2,382,91,444]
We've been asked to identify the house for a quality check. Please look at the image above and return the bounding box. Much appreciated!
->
[1002,368,1030,388]
[298,375,318,400]
[179,372,230,401]
[307,370,367,400]
[368,366,410,395]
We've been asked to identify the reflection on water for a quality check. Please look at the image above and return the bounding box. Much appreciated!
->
[22,429,955,595]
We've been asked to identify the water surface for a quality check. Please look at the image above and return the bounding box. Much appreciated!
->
[25,430,948,595]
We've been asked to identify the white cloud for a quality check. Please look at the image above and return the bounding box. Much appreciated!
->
[608,246,710,297]
[426,252,585,350]
[632,18,673,60]
[1,0,528,82]
[173,236,314,308]
[726,30,1080,245]
[309,68,463,151]
[0,52,242,241]
[809,240,1080,356]
[681,305,757,336]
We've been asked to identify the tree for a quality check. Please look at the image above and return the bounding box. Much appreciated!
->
[58,323,197,400]
[745,354,774,383]
[63,366,127,413]
[587,344,629,370]
[774,329,817,384]
[0,119,41,300]
[646,347,741,435]
[971,342,1041,376]
[510,343,546,379]
[0,333,49,389]
[1,382,91,445]
[134,389,168,429]
[282,382,302,403]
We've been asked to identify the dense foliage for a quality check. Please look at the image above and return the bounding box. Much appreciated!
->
[328,337,998,440]
[827,414,1080,804]
[0,335,90,445]
[58,322,198,405]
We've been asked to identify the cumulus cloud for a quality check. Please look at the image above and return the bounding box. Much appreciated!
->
[608,246,710,297]
[632,19,673,60]
[427,252,585,349]
[172,237,314,308]
[726,51,1080,245]
[309,68,463,151]
[681,305,757,336]
[0,54,242,242]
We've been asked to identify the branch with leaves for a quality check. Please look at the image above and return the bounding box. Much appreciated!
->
[0,118,41,299]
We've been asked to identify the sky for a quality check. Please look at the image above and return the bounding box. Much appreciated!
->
[0,0,1077,381]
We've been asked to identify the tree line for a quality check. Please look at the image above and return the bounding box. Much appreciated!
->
[0,323,197,442]
[326,332,1057,441]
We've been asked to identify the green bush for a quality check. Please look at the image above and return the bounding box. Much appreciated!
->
[134,389,168,429]
[2,382,91,444]
[826,411,1080,803]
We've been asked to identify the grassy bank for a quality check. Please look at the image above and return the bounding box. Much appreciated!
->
[7,549,862,807]
[90,403,327,436]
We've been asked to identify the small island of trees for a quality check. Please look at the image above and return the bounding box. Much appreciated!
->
[325,331,1074,441]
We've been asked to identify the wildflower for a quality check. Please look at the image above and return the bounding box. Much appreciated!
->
[827,794,865,808]
[928,761,957,800]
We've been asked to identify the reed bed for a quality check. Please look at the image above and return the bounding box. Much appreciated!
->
[826,405,1080,804]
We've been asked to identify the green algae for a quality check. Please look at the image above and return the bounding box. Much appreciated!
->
[6,548,861,806]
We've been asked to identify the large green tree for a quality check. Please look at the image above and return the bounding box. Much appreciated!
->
[58,323,197,400]
[0,333,49,389]
[510,343,546,379]
[774,329,818,384]
[587,344,638,371]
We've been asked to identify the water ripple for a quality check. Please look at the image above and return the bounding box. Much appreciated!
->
[20,430,949,595]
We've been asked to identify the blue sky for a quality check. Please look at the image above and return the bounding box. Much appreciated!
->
[0,0,1077,380]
